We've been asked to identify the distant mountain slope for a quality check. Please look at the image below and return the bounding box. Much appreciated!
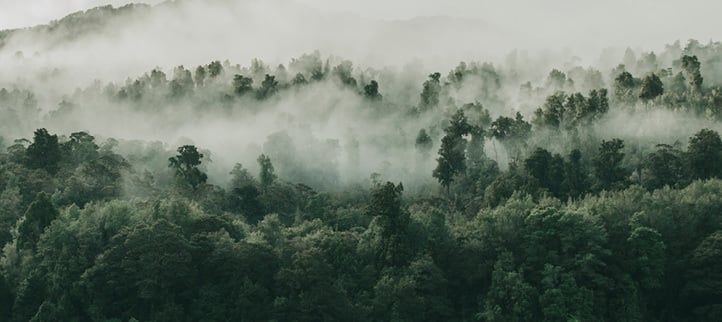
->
[0,0,505,87]
[0,3,151,50]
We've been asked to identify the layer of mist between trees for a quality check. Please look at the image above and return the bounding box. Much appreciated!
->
[4,40,722,191]
[2,7,722,317]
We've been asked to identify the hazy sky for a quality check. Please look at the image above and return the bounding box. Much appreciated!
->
[1,0,721,50]
[0,0,164,29]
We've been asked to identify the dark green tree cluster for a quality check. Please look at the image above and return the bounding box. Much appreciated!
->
[3,39,722,321]
[532,89,610,129]
[0,123,720,322]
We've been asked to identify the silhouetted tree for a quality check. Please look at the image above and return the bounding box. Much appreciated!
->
[687,129,722,180]
[419,72,442,111]
[257,154,276,189]
[592,138,627,191]
[639,73,664,102]
[169,145,207,190]
[363,80,382,101]
[25,128,61,174]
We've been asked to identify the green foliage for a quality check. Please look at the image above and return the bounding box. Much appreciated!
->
[488,112,531,162]
[433,110,473,192]
[4,46,722,321]
[257,154,276,189]
[16,192,58,252]
[256,74,278,99]
[523,148,564,198]
[687,128,722,180]
[643,144,687,189]
[168,145,207,191]
[419,72,442,111]
[562,149,589,200]
[592,138,627,191]
[232,74,253,96]
[614,71,640,104]
[415,129,433,156]
[25,129,61,174]
[363,80,382,101]
[626,226,665,289]
[639,73,664,102]
[479,252,536,322]
[681,55,703,93]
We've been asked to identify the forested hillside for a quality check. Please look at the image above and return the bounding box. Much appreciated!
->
[1,1,722,321]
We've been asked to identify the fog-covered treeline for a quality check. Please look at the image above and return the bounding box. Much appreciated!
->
[1,2,722,321]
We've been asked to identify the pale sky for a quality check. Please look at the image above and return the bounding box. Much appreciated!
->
[1,0,721,50]
[0,0,163,29]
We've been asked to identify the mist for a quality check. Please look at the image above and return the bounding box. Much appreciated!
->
[1,0,722,192]
[4,2,722,321]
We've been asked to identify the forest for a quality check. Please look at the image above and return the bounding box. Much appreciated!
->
[1,3,722,321]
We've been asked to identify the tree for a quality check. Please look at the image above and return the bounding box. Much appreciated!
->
[229,163,258,189]
[687,129,722,180]
[16,192,58,251]
[256,74,278,100]
[419,72,442,111]
[546,69,568,90]
[488,112,532,163]
[533,92,565,129]
[169,66,194,98]
[433,110,472,193]
[257,154,276,189]
[363,80,382,101]
[368,182,409,268]
[276,247,355,321]
[639,73,664,102]
[592,138,627,191]
[479,252,536,322]
[82,219,194,321]
[538,265,594,322]
[643,144,686,189]
[62,131,99,166]
[25,128,61,174]
[682,230,722,320]
[626,226,665,290]
[194,65,206,87]
[208,60,223,78]
[415,129,433,158]
[614,71,639,104]
[562,149,589,200]
[681,55,703,94]
[232,74,253,96]
[168,145,207,190]
[523,148,564,198]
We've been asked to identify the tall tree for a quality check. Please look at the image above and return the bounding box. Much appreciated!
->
[592,138,627,191]
[433,110,472,193]
[168,145,207,190]
[681,55,703,94]
[256,74,278,100]
[479,252,536,322]
[368,182,409,268]
[419,72,442,111]
[208,60,223,78]
[25,128,61,174]
[415,129,433,158]
[524,148,564,198]
[643,144,686,189]
[363,80,382,101]
[614,71,639,104]
[562,149,589,199]
[16,192,58,251]
[687,129,722,180]
[639,73,664,102]
[232,74,254,96]
[257,154,277,189]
